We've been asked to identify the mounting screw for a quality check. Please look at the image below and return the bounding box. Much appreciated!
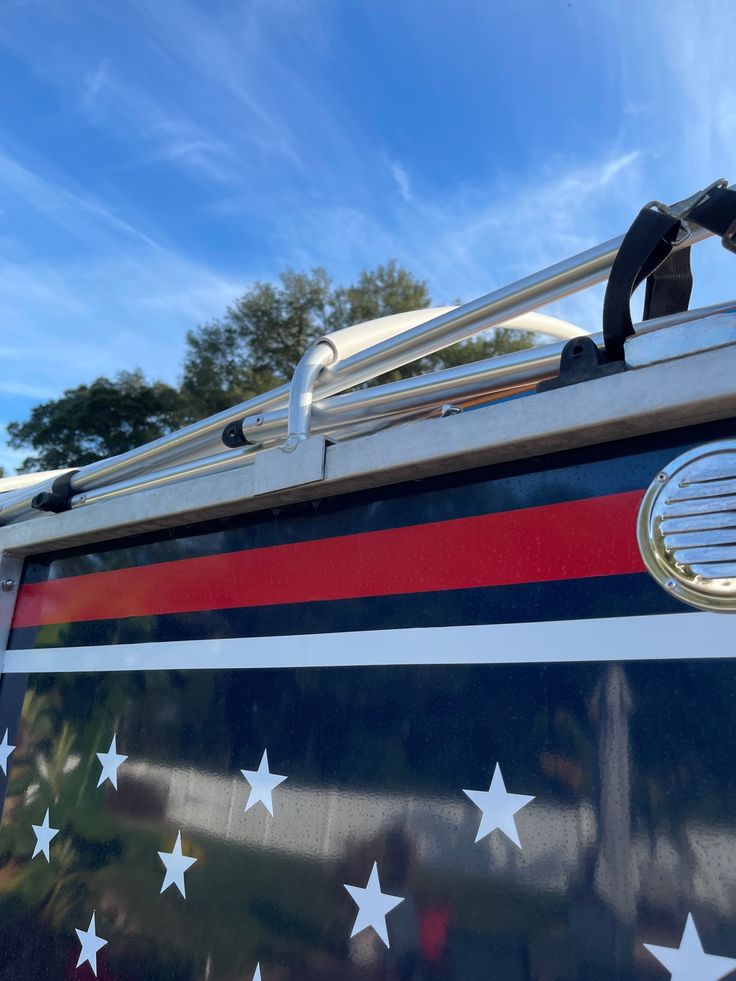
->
[656,472,668,483]
[79,495,87,504]
[254,415,264,427]
[1,578,15,592]
[665,579,678,590]
[440,404,462,417]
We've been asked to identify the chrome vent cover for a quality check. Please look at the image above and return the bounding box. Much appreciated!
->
[638,440,736,612]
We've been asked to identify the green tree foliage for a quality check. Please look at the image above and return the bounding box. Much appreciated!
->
[7,370,184,473]
[331,260,432,327]
[7,261,534,471]
[180,268,334,420]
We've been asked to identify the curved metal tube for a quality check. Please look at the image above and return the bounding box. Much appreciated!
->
[283,342,335,452]
[280,311,587,447]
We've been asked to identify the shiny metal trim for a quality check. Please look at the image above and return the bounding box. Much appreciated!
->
[624,313,736,368]
[638,440,736,612]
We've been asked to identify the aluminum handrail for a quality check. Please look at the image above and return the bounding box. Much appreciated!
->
[238,298,736,447]
[53,299,736,513]
[282,310,589,449]
[0,182,725,525]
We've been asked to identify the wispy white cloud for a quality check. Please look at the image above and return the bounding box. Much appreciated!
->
[80,56,112,113]
[270,148,644,326]
[389,161,413,204]
[146,120,239,184]
[0,146,245,455]
[0,148,161,249]
[76,0,308,179]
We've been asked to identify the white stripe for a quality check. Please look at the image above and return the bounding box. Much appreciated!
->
[2,612,731,673]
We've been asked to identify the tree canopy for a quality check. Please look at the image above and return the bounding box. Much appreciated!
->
[7,371,183,473]
[7,261,534,472]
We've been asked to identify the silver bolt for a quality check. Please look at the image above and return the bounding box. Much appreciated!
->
[1,578,15,592]
[79,494,87,504]
[665,579,678,590]
[255,415,264,427]
[656,472,668,483]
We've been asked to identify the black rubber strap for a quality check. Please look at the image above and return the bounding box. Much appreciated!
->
[689,186,736,241]
[642,245,692,323]
[602,208,683,362]
[602,185,736,362]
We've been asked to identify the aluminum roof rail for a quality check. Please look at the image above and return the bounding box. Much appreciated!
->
[0,182,727,526]
[2,299,731,516]
[262,310,589,453]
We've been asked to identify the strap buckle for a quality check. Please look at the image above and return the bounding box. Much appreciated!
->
[644,178,729,246]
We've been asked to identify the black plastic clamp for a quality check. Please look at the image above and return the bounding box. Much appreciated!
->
[222,421,248,448]
[31,470,80,514]
[536,336,626,393]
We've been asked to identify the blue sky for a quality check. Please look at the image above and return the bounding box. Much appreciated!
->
[0,0,734,471]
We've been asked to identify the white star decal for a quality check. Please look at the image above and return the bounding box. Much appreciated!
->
[96,733,127,790]
[31,808,59,862]
[158,831,197,898]
[240,749,287,816]
[644,913,736,981]
[463,763,535,848]
[75,910,107,977]
[344,862,404,947]
[0,729,15,775]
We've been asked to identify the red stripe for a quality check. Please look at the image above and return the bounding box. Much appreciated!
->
[12,491,646,629]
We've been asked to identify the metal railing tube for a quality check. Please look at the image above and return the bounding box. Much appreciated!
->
[244,342,567,445]
[315,224,710,400]
[0,185,722,525]
[53,298,736,513]
[283,342,334,452]
[68,447,256,510]
[281,312,586,448]
[241,296,736,446]
[0,382,292,523]
[82,185,713,479]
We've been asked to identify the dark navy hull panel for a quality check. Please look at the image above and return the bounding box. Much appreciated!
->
[0,417,735,979]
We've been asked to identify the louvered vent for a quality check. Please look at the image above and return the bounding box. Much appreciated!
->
[638,441,736,612]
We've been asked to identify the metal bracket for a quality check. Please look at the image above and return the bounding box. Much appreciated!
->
[253,435,328,496]
[645,178,729,245]
[0,554,23,678]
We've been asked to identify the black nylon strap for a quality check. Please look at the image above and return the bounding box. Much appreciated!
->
[688,186,736,240]
[642,245,692,322]
[602,208,683,362]
[602,185,736,362]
